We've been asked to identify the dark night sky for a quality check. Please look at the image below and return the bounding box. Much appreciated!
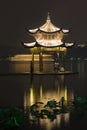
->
[0,0,87,56]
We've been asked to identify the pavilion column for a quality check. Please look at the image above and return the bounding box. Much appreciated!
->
[39,52,43,72]
[61,48,67,69]
[30,51,34,73]
[58,47,60,64]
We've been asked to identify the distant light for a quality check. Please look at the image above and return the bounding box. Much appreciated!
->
[77,44,87,48]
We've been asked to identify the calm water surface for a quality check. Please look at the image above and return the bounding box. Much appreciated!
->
[0,60,87,130]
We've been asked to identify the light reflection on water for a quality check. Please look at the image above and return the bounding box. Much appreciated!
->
[24,75,74,107]
[27,113,70,130]
[0,60,87,130]
[39,113,70,130]
[23,75,74,129]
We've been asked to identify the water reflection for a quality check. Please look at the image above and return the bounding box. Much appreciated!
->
[24,75,74,129]
[39,113,70,130]
[24,75,74,106]
[77,60,87,80]
[0,60,87,129]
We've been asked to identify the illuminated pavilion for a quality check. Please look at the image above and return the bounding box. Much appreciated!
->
[23,13,74,72]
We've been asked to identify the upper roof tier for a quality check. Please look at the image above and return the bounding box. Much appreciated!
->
[22,13,75,48]
[28,13,69,33]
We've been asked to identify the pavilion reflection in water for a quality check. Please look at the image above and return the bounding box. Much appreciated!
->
[24,75,74,129]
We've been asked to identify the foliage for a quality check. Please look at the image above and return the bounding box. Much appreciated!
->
[0,96,87,128]
[72,96,87,116]
[0,107,24,129]
[30,97,68,121]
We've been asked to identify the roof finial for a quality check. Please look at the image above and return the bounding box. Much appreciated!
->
[47,12,51,22]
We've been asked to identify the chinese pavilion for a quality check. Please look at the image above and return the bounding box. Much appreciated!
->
[22,13,74,72]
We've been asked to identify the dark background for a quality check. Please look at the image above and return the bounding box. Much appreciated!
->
[0,0,87,57]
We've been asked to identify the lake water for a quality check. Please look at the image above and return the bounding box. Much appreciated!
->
[0,59,87,130]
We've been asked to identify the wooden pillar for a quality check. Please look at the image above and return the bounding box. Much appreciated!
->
[31,51,34,73]
[39,52,43,72]
[58,47,60,65]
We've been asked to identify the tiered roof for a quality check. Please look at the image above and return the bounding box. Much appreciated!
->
[23,13,74,48]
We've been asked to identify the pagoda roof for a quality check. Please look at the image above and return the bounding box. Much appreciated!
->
[23,42,74,48]
[22,13,75,48]
[28,13,69,34]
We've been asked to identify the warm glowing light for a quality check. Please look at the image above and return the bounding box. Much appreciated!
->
[26,13,70,48]
[59,47,67,51]
[30,87,34,106]
[23,75,74,108]
[65,43,74,47]
[64,86,67,101]
[56,114,62,127]
[40,85,43,99]
[23,75,74,130]
[62,29,69,33]
[39,113,70,130]
[39,14,61,32]
[37,39,63,47]
[24,42,36,47]
[63,113,70,124]
[29,28,38,33]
